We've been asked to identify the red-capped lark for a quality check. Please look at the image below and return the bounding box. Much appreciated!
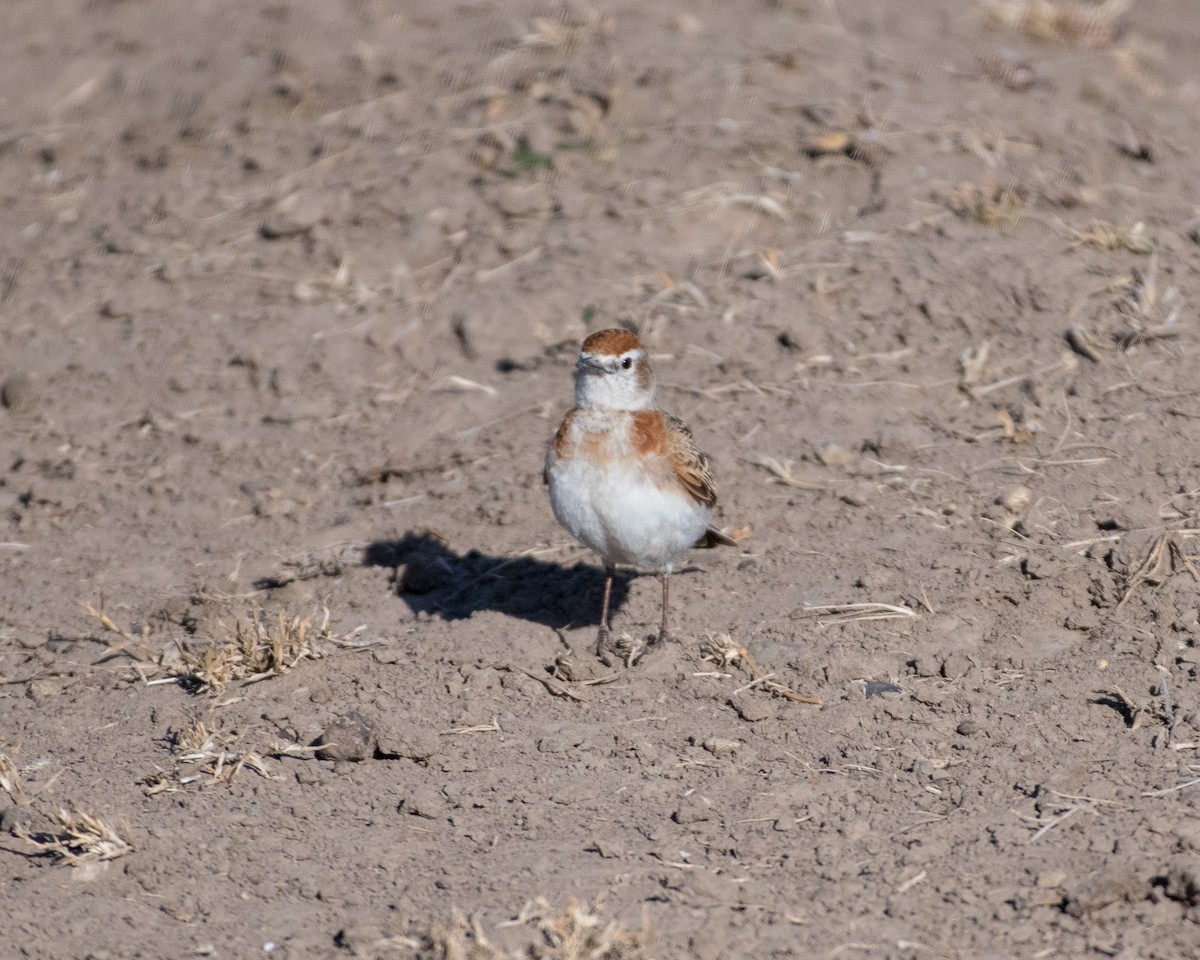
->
[544,328,735,664]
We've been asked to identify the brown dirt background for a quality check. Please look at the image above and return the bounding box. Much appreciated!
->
[3,1,1200,957]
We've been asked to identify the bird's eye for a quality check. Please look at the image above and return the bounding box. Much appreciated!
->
[621,357,633,370]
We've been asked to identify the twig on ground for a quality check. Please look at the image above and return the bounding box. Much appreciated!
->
[440,717,501,736]
[748,455,825,489]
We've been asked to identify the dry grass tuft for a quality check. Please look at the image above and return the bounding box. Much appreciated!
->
[698,633,821,705]
[1109,256,1183,349]
[420,898,651,959]
[983,0,1128,49]
[1071,220,1154,254]
[948,181,1027,225]
[171,606,330,695]
[17,808,133,865]
[166,714,275,787]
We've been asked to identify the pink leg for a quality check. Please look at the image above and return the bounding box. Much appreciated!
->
[657,572,670,643]
[595,566,614,664]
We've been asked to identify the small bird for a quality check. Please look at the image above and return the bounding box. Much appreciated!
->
[544,327,735,663]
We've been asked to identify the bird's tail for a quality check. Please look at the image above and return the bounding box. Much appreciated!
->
[694,524,738,548]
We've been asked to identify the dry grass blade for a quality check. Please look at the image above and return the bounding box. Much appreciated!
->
[436,375,498,397]
[0,751,27,804]
[749,455,824,489]
[965,352,1078,400]
[80,598,156,660]
[1013,788,1114,842]
[681,182,790,220]
[18,808,133,865]
[1142,776,1200,798]
[440,717,502,736]
[520,668,586,701]
[172,606,330,695]
[1115,532,1200,609]
[983,0,1128,48]
[802,602,916,624]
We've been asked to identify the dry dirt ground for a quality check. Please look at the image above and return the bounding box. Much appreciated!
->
[3,1,1200,957]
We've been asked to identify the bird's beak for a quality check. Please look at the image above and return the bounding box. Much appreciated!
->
[576,354,604,373]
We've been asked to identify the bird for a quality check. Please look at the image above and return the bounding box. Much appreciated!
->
[544,327,735,664]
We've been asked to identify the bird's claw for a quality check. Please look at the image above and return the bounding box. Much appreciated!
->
[595,626,612,666]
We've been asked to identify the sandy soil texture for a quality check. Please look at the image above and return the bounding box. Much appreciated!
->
[3,1,1200,957]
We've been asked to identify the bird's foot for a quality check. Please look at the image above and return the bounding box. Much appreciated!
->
[595,626,613,667]
[653,627,679,646]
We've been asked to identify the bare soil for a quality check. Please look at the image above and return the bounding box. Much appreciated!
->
[3,1,1200,957]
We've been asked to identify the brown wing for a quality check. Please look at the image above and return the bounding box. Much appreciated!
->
[661,412,718,508]
[661,413,738,548]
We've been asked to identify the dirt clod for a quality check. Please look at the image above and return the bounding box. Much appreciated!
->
[314,712,375,762]
[0,806,31,835]
[374,727,438,762]
[727,696,774,723]
[399,787,441,819]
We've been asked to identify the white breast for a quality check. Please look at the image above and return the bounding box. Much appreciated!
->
[546,412,709,572]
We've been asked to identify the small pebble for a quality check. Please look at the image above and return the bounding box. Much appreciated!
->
[957,720,981,736]
[26,678,63,700]
[702,737,741,758]
[1,374,32,411]
[314,711,374,761]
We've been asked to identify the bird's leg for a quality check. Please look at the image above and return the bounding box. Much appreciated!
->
[656,571,672,644]
[595,565,614,666]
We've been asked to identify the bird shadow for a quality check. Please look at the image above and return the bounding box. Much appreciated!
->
[362,531,630,630]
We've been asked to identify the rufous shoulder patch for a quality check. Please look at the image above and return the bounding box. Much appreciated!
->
[630,410,670,456]
[581,328,642,357]
[552,409,578,460]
